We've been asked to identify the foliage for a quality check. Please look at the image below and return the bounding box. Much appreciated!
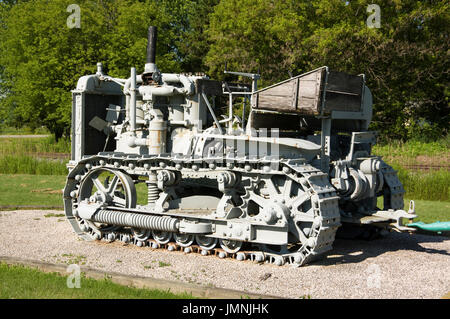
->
[0,0,189,138]
[0,0,448,141]
[206,0,449,140]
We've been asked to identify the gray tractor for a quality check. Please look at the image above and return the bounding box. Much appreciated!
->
[63,26,417,266]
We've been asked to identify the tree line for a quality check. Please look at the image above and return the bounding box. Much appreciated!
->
[0,0,448,141]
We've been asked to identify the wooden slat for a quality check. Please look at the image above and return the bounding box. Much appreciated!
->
[257,80,296,111]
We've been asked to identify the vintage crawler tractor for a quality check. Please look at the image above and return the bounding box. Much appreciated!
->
[63,26,418,266]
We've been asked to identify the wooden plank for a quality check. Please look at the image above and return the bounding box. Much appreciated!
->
[260,81,295,97]
[256,80,296,111]
[258,95,293,111]
[297,96,319,113]
[253,68,324,115]
[297,69,322,114]
[298,80,320,99]
[292,78,299,109]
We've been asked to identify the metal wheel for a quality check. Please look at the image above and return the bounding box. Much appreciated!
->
[78,168,136,208]
[132,228,152,241]
[195,235,218,251]
[152,230,172,244]
[174,233,195,247]
[77,167,136,235]
[219,239,242,253]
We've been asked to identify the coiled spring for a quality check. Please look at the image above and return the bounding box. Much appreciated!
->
[147,183,160,204]
[93,210,179,232]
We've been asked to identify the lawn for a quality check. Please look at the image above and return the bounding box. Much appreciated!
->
[0,174,66,208]
[0,262,195,299]
[0,174,150,208]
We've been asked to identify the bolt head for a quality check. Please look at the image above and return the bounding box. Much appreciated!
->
[282,166,291,174]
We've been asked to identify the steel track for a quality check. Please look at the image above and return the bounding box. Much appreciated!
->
[63,154,341,267]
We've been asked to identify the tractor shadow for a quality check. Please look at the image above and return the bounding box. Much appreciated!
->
[312,230,450,266]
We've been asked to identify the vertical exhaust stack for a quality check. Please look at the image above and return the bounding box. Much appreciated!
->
[146,26,157,64]
[144,26,159,75]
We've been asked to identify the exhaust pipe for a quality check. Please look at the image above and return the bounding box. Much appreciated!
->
[146,26,157,64]
[144,26,159,74]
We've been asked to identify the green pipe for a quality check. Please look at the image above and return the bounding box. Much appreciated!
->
[407,221,450,234]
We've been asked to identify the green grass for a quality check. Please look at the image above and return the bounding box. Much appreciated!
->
[395,167,450,201]
[0,262,196,299]
[406,199,450,224]
[373,136,450,169]
[0,174,66,208]
[0,125,51,135]
[0,136,70,175]
[0,155,68,175]
[0,174,148,208]
[373,136,450,158]
[0,136,71,154]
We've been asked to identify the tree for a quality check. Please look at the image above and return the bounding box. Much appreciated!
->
[205,0,449,141]
[0,0,187,138]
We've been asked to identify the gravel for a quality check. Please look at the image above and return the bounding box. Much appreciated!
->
[0,210,449,299]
